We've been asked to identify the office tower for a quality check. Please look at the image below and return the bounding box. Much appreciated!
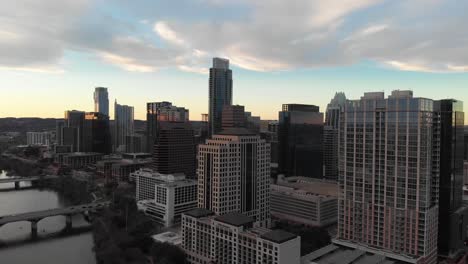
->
[245,112,261,133]
[64,110,85,151]
[325,92,346,128]
[152,122,196,178]
[146,101,189,152]
[209,57,233,136]
[324,93,346,181]
[323,126,338,180]
[221,105,246,129]
[56,120,65,145]
[197,129,271,227]
[278,104,324,178]
[94,87,109,116]
[464,126,468,161]
[134,169,197,227]
[114,101,134,152]
[336,91,439,264]
[83,112,111,154]
[434,99,466,259]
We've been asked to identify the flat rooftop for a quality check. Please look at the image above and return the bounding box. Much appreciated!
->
[277,176,339,197]
[215,213,254,227]
[185,208,214,218]
[260,230,298,244]
[301,243,410,264]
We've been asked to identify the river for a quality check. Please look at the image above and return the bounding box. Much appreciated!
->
[0,170,96,264]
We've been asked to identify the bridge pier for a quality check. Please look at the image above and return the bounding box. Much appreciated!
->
[14,182,20,190]
[66,215,72,230]
[31,220,38,238]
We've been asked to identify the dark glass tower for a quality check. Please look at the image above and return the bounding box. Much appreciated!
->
[84,112,111,154]
[64,110,85,152]
[434,99,466,258]
[278,104,323,178]
[152,122,196,178]
[209,58,232,136]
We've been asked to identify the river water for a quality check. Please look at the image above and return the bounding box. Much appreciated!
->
[0,170,96,264]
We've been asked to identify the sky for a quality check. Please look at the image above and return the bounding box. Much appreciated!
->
[0,0,467,121]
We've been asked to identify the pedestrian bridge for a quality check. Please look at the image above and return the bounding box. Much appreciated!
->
[0,202,110,237]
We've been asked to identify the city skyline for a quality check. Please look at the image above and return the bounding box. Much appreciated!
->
[1,0,468,122]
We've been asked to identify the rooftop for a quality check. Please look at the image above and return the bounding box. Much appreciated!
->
[301,243,409,264]
[215,213,254,227]
[185,208,214,218]
[260,229,298,244]
[217,127,257,136]
[276,176,339,197]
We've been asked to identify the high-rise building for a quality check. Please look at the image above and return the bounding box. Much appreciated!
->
[197,129,271,227]
[434,99,466,260]
[152,122,196,178]
[323,126,338,180]
[209,58,233,136]
[278,104,323,178]
[221,105,246,130]
[94,87,109,116]
[83,112,111,154]
[63,110,85,152]
[114,101,134,152]
[464,126,468,161]
[146,101,189,152]
[336,91,439,264]
[325,92,346,128]
[324,93,346,181]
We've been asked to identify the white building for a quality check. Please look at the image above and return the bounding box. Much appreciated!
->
[134,168,197,227]
[182,209,300,264]
[197,129,271,227]
[152,231,182,246]
[271,176,338,227]
[27,132,52,146]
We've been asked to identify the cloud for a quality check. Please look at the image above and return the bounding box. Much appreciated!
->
[1,0,468,74]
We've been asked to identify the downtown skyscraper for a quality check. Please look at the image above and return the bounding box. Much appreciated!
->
[336,91,441,264]
[209,58,232,136]
[324,92,346,180]
[146,101,189,152]
[114,101,134,152]
[278,104,324,178]
[197,128,271,227]
[94,87,109,116]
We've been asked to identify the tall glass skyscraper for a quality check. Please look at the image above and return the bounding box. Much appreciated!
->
[209,58,232,136]
[324,92,346,180]
[94,87,109,116]
[278,104,324,178]
[434,99,466,259]
[114,100,134,152]
[146,101,189,152]
[336,91,439,264]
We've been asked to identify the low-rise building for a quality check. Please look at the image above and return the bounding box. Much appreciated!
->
[270,176,338,227]
[61,152,103,169]
[27,131,53,146]
[111,159,151,182]
[134,168,197,227]
[152,231,182,246]
[182,209,301,264]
